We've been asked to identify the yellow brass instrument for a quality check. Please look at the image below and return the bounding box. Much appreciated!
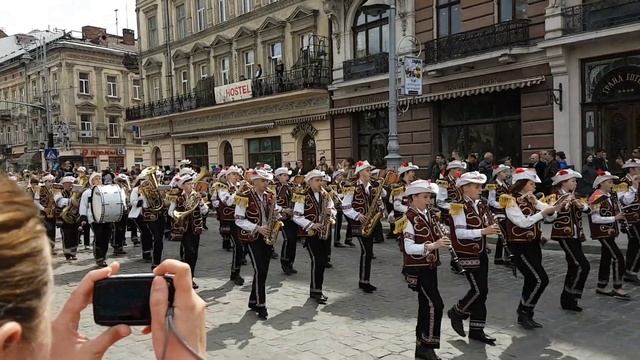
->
[139,166,165,212]
[314,187,336,240]
[40,183,62,219]
[361,171,397,237]
[61,175,88,224]
[264,185,284,246]
[173,191,204,227]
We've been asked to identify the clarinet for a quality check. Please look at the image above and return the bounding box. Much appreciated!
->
[429,208,466,274]
[483,200,517,277]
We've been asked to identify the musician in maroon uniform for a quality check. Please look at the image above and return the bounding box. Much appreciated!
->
[332,169,354,248]
[275,167,298,275]
[549,169,591,311]
[398,180,449,360]
[589,171,629,300]
[435,160,465,214]
[486,164,511,265]
[293,170,337,304]
[215,166,245,286]
[446,172,500,345]
[342,160,386,293]
[503,168,559,329]
[392,162,419,223]
[235,169,282,320]
[619,159,640,284]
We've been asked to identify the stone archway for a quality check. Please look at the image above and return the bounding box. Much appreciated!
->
[152,146,162,166]
[220,141,233,166]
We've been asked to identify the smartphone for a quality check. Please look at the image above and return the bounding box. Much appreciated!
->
[93,274,175,326]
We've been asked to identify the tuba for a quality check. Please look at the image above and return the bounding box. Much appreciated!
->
[264,185,284,246]
[139,166,165,213]
[173,191,204,227]
[40,183,63,219]
[60,175,89,224]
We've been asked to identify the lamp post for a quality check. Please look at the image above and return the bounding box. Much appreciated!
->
[361,0,402,170]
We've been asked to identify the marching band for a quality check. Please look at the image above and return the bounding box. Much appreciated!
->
[9,153,640,359]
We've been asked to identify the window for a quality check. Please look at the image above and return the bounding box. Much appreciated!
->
[181,70,189,94]
[437,0,461,37]
[132,125,141,139]
[241,0,252,14]
[217,0,227,23]
[220,57,230,85]
[357,110,389,168]
[196,0,207,32]
[147,16,158,48]
[52,73,58,95]
[108,116,120,138]
[184,142,209,167]
[248,137,281,168]
[152,76,161,100]
[353,8,389,58]
[200,63,208,79]
[79,114,92,137]
[439,91,521,166]
[19,87,24,102]
[79,72,90,95]
[176,4,187,40]
[107,75,118,97]
[269,42,282,74]
[132,79,141,100]
[243,50,254,79]
[500,0,528,22]
[31,79,37,97]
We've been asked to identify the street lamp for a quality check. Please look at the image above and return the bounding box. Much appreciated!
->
[361,0,402,170]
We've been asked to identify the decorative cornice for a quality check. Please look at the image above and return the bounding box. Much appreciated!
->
[257,16,286,33]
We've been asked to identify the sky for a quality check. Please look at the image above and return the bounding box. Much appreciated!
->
[1,0,137,36]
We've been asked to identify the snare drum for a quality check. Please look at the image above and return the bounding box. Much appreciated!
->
[92,185,125,223]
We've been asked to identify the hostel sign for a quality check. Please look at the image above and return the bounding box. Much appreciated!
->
[214,80,253,104]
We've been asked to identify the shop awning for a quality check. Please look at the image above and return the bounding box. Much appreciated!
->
[275,113,326,126]
[172,122,275,138]
[328,75,547,115]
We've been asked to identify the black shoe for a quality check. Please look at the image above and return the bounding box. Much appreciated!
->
[256,307,268,320]
[494,259,505,265]
[359,283,377,293]
[469,330,496,345]
[310,293,328,304]
[447,308,466,337]
[114,249,127,256]
[451,266,464,275]
[241,258,248,265]
[345,240,356,248]
[133,242,141,247]
[415,344,440,360]
[282,266,295,275]
[70,255,77,261]
[372,254,377,259]
[623,273,640,285]
[326,262,333,269]
[517,314,536,330]
[612,290,631,301]
[192,281,199,289]
[270,252,279,260]
[530,318,543,328]
[96,261,108,268]
[248,303,258,311]
[561,302,583,312]
[334,242,346,248]
[231,272,245,286]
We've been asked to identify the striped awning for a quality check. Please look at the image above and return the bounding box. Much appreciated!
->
[328,75,546,115]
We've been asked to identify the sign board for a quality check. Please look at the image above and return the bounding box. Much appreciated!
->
[44,148,59,161]
[214,80,253,104]
[400,56,423,96]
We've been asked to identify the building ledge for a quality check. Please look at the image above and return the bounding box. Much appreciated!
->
[424,46,542,72]
[328,73,389,91]
[539,22,640,48]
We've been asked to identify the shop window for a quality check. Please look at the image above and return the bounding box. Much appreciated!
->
[109,156,125,171]
[353,7,389,58]
[248,136,281,168]
[356,109,389,168]
[439,91,521,165]
[184,142,209,167]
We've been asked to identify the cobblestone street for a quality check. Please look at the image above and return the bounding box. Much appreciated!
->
[51,222,640,360]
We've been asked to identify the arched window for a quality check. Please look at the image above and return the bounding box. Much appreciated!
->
[301,135,317,171]
[222,141,233,166]
[152,147,162,166]
[353,7,389,58]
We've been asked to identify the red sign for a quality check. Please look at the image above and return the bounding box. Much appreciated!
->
[81,149,119,157]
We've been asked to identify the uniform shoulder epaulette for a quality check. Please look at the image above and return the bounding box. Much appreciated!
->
[614,182,629,193]
[450,203,464,216]
[211,182,228,191]
[292,192,305,204]
[393,215,408,235]
[499,194,516,209]
[436,180,449,188]
[544,193,557,206]
[485,183,497,191]
[390,184,405,197]
[234,194,249,208]
[342,185,355,195]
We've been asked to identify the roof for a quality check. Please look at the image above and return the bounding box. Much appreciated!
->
[0,29,65,65]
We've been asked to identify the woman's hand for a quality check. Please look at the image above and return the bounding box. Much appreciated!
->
[50,262,131,360]
[147,259,206,359]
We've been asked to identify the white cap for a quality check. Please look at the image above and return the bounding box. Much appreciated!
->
[179,167,195,176]
[593,170,618,189]
[323,174,331,182]
[455,171,487,187]
[622,158,640,169]
[551,169,582,186]
[217,169,227,179]
[332,169,345,179]
[512,168,541,183]
[115,173,129,182]
[398,162,419,175]
[274,167,292,177]
[42,174,55,182]
[76,166,87,173]
[446,160,466,171]
[492,164,511,177]
[403,179,439,196]
[304,169,325,183]
[177,174,193,189]
[250,169,273,182]
[60,176,75,184]
[355,160,375,174]
[179,159,191,166]
[261,164,273,172]
[226,166,243,176]
[89,172,102,185]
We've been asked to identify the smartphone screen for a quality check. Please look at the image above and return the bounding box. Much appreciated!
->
[93,274,155,326]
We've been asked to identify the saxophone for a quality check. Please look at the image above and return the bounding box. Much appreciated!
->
[264,186,284,246]
[309,187,336,240]
[361,172,395,237]
[61,175,88,224]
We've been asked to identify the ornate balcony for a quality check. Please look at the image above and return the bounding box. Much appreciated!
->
[343,53,389,81]
[108,137,126,145]
[79,137,98,144]
[424,20,530,65]
[562,0,640,35]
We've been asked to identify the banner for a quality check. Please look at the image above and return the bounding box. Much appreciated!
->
[400,56,423,96]
[214,80,253,104]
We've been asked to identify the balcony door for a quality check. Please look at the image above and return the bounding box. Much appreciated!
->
[353,6,389,59]
[301,134,316,172]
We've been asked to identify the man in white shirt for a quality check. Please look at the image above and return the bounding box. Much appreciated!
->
[79,173,112,267]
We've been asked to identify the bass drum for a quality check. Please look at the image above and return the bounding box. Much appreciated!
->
[92,185,124,223]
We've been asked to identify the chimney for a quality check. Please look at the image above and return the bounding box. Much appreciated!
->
[81,25,106,41]
[0,29,7,39]
[122,28,135,45]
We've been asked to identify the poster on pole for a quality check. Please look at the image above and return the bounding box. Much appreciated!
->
[400,56,423,96]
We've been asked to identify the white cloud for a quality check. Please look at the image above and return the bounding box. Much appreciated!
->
[1,0,137,36]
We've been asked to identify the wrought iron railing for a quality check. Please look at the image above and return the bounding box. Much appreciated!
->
[126,66,329,121]
[562,0,640,35]
[108,137,126,145]
[79,137,98,144]
[424,20,530,64]
[343,52,389,81]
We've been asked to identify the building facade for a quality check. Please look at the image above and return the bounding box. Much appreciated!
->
[130,0,332,170]
[0,27,144,171]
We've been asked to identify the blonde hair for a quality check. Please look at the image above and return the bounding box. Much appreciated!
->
[0,176,51,342]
